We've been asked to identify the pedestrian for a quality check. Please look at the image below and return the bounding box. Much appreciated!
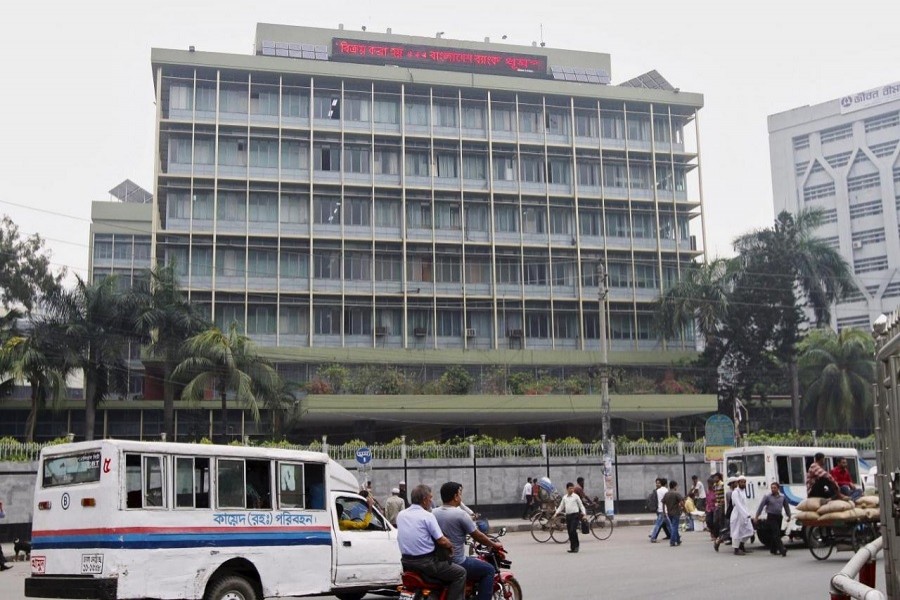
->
[729,476,754,555]
[713,476,737,552]
[384,487,405,527]
[553,482,587,553]
[690,474,707,512]
[705,475,717,535]
[711,473,726,543]
[521,477,533,519]
[662,481,684,547]
[0,500,10,571]
[399,481,410,508]
[648,477,669,543]
[753,482,791,557]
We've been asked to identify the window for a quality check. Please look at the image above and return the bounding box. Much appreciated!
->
[605,212,629,237]
[405,152,430,176]
[522,206,546,234]
[825,151,852,168]
[492,156,516,181]
[435,255,461,283]
[218,139,247,167]
[314,145,340,171]
[220,87,248,114]
[344,147,371,174]
[546,111,569,135]
[125,454,165,509]
[314,306,341,334]
[169,85,193,111]
[434,202,461,230]
[494,205,518,233]
[195,85,216,111]
[603,163,627,188]
[627,117,649,141]
[336,495,386,530]
[277,463,306,508]
[374,149,400,174]
[864,111,899,132]
[550,209,573,235]
[492,107,514,131]
[344,308,372,335]
[249,193,277,222]
[281,141,307,171]
[435,154,458,178]
[247,305,276,335]
[820,124,853,143]
[793,135,810,150]
[463,154,486,179]
[280,195,309,224]
[465,204,488,232]
[803,182,836,202]
[520,157,544,183]
[94,238,113,260]
[579,210,601,236]
[577,162,600,186]
[170,138,192,164]
[496,257,520,283]
[849,200,883,219]
[548,159,571,184]
[191,248,213,276]
[462,105,485,129]
[554,313,578,338]
[313,251,341,279]
[42,451,102,488]
[217,458,271,509]
[854,255,889,274]
[653,117,671,142]
[405,101,430,126]
[575,113,599,137]
[343,96,370,122]
[407,202,432,228]
[852,228,886,245]
[601,114,624,139]
[526,313,549,337]
[174,456,210,509]
[519,110,542,134]
[375,254,402,281]
[344,252,372,280]
[344,198,371,226]
[406,256,433,282]
[374,99,400,124]
[216,248,245,277]
[282,90,309,118]
[437,310,462,336]
[314,196,341,224]
[848,173,881,192]
[433,102,458,127]
[280,251,308,278]
[552,261,576,286]
[465,259,490,284]
[313,95,340,119]
[248,249,277,277]
[524,260,548,285]
[375,199,400,227]
[608,262,631,287]
[217,193,246,222]
[250,139,278,168]
[280,306,308,335]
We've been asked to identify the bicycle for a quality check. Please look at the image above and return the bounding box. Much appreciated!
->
[585,496,614,541]
[530,509,566,543]
[805,520,878,561]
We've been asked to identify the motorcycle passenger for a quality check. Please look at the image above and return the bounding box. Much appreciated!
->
[396,484,466,600]
[433,482,503,600]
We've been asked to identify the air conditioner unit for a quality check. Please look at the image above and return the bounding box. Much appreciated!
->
[507,329,523,338]
[375,326,388,336]
[852,240,863,250]
[465,328,477,338]
[414,327,428,337]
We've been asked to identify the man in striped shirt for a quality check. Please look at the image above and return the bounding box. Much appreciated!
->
[806,453,848,500]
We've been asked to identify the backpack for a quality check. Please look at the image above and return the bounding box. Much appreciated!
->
[645,489,658,513]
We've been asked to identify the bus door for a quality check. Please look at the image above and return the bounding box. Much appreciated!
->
[330,492,400,586]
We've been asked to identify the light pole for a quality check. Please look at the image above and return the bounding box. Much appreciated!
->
[597,263,615,515]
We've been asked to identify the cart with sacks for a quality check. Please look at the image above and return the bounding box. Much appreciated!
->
[794,494,881,560]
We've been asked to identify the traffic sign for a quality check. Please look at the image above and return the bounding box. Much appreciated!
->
[705,414,735,447]
[355,447,372,465]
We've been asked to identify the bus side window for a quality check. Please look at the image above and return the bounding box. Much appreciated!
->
[279,463,305,508]
[776,456,790,484]
[246,460,272,509]
[125,453,166,509]
[217,459,246,508]
[745,454,765,477]
[144,456,164,507]
[175,457,210,509]
[306,463,326,510]
[126,454,142,508]
[789,457,805,484]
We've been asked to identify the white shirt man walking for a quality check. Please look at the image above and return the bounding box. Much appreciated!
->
[730,476,754,555]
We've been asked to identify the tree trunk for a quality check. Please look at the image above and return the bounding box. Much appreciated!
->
[162,360,175,441]
[220,389,228,444]
[790,359,800,431]
[84,370,97,442]
[25,381,39,443]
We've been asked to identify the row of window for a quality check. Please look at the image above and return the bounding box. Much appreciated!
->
[165,193,690,238]
[164,247,678,287]
[93,235,152,262]
[166,83,685,143]
[166,137,689,190]
[792,111,900,151]
[208,303,660,339]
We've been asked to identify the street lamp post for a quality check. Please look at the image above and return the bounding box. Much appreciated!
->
[597,263,615,516]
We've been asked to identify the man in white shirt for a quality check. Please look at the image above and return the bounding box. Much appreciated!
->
[649,477,669,542]
[521,477,533,519]
[729,476,754,556]
[691,475,707,512]
[553,482,587,553]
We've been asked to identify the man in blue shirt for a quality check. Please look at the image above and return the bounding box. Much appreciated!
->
[434,482,503,600]
[396,484,466,600]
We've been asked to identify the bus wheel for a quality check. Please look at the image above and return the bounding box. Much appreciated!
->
[205,576,258,600]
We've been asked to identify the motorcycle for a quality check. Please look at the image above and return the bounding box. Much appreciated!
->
[398,527,523,600]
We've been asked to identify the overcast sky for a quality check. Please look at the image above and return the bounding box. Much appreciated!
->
[1,0,897,282]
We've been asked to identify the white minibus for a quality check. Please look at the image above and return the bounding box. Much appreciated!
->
[723,446,866,545]
[24,440,400,600]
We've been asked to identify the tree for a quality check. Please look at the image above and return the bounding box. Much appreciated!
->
[42,275,133,440]
[174,323,282,442]
[0,215,64,311]
[798,328,874,433]
[654,257,737,348]
[734,208,857,429]
[130,264,209,440]
[0,322,71,442]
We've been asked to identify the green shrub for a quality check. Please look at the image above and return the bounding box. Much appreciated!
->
[439,366,474,395]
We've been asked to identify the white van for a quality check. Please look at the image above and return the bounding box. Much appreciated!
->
[723,446,866,544]
[24,440,401,600]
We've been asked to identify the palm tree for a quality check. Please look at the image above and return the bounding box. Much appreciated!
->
[174,323,281,442]
[654,257,737,349]
[0,322,71,442]
[130,264,209,441]
[733,208,858,429]
[798,328,874,432]
[42,275,133,441]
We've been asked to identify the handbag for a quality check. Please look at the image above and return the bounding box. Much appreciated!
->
[581,517,589,535]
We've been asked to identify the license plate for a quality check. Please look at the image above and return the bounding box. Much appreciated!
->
[81,554,104,574]
[398,591,416,600]
[31,556,46,574]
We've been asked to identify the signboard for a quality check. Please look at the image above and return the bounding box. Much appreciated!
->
[705,414,735,447]
[332,38,548,78]
[839,80,900,114]
[355,447,372,465]
[705,445,730,463]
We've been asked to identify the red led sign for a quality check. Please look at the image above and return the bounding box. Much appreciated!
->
[332,38,548,78]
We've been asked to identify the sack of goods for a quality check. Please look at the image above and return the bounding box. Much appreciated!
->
[795,510,820,523]
[818,507,866,522]
[797,497,826,512]
[856,495,880,509]
[816,500,855,515]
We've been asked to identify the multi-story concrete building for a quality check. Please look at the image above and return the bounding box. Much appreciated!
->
[131,23,715,441]
[769,81,900,331]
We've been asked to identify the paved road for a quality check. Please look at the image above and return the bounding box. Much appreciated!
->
[1,528,888,600]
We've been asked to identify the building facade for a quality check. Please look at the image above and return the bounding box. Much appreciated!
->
[150,24,705,357]
[769,81,900,331]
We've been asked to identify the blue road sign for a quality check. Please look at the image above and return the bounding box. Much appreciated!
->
[355,447,373,465]
[705,414,736,446]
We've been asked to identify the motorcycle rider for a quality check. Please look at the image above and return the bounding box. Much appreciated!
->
[433,482,504,600]
[396,484,466,600]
